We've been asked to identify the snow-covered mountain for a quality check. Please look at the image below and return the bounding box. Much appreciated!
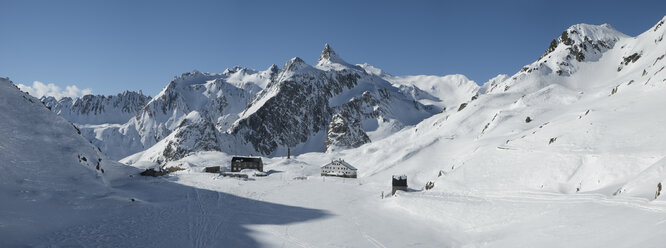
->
[35,45,474,164]
[119,44,466,164]
[41,90,151,125]
[360,63,480,110]
[484,23,628,93]
[40,91,152,160]
[324,16,666,200]
[74,68,269,160]
[225,44,440,156]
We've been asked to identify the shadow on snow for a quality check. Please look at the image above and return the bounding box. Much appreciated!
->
[8,166,330,248]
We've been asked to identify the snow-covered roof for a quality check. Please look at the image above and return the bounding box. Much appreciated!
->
[392,175,407,180]
[322,159,357,170]
[232,156,263,163]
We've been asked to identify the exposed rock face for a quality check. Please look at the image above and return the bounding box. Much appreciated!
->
[540,25,620,63]
[230,62,362,155]
[325,112,370,151]
[41,91,151,124]
[519,24,628,78]
[458,103,468,112]
[618,52,642,71]
[160,112,220,164]
[318,43,345,65]
[229,44,437,156]
[338,91,381,121]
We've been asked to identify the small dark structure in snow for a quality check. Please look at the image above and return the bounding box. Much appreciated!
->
[140,168,168,177]
[231,156,263,172]
[221,172,249,179]
[321,159,357,178]
[204,166,220,173]
[392,175,408,195]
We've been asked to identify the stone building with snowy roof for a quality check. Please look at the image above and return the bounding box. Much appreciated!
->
[321,159,357,178]
[231,156,263,172]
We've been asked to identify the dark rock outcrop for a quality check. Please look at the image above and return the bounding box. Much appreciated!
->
[325,112,370,151]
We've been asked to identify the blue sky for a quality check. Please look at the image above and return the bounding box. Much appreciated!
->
[1,0,665,97]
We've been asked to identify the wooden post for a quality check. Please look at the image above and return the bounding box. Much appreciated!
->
[287,147,291,159]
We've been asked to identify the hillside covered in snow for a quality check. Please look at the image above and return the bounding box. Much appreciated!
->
[0,77,329,247]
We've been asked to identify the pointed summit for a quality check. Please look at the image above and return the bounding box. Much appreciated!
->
[268,64,279,72]
[317,43,348,66]
[283,57,310,72]
[319,44,338,62]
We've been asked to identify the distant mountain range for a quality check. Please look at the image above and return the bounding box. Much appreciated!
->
[42,44,478,164]
[33,15,666,201]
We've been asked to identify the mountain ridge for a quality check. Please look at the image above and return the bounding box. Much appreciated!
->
[34,17,666,170]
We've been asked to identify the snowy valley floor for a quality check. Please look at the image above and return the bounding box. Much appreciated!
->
[6,153,665,247]
[167,166,666,247]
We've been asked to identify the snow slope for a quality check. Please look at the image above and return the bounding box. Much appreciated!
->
[325,16,666,198]
[0,77,120,245]
[384,73,479,110]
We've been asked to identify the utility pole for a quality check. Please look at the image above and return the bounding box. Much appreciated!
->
[287,147,291,159]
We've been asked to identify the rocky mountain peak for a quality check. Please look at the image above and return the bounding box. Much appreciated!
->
[541,23,627,60]
[319,44,338,61]
[509,22,632,79]
[317,43,349,67]
[268,64,279,73]
[283,57,309,72]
